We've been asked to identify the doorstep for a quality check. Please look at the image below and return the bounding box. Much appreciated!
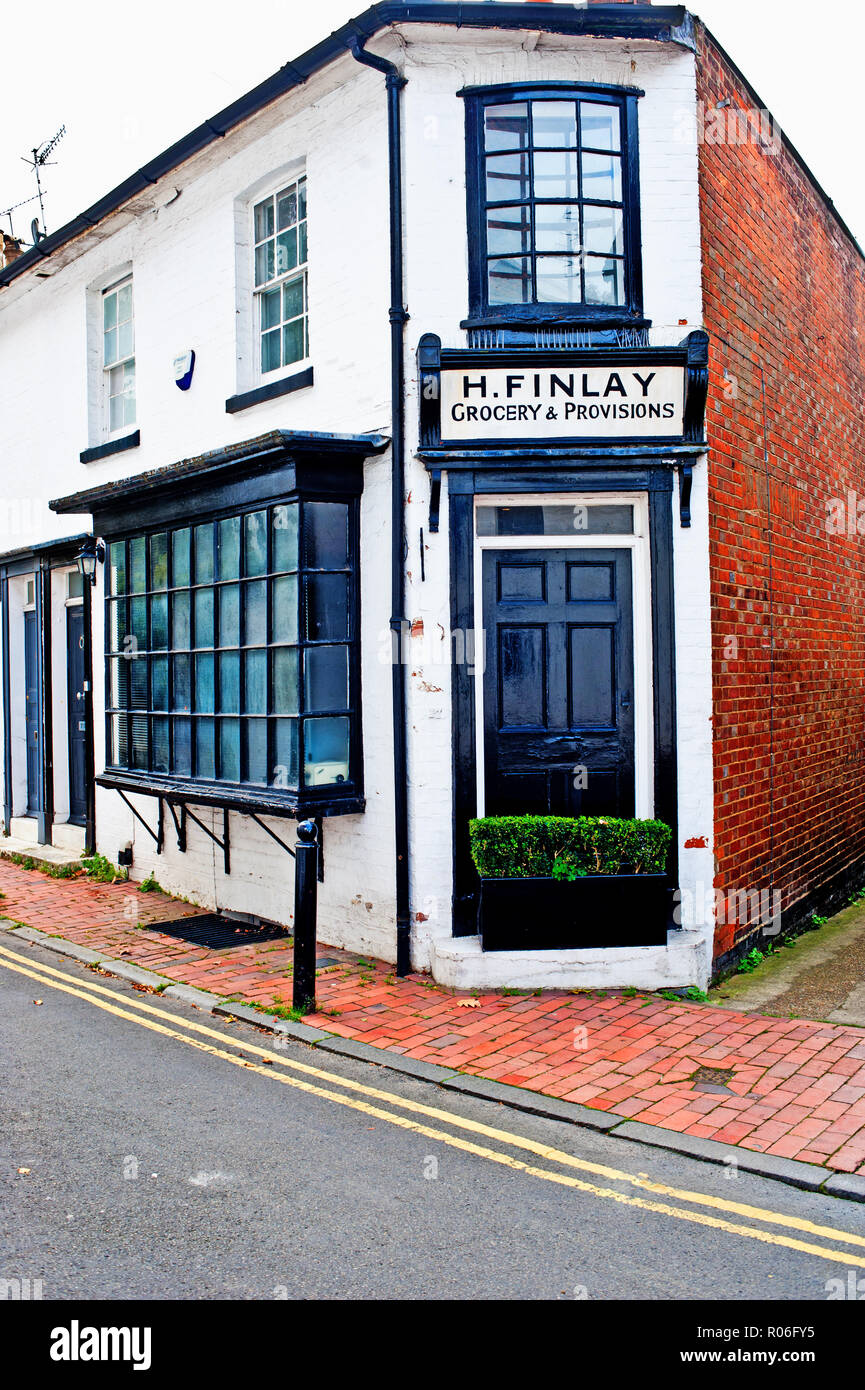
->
[1,831,85,870]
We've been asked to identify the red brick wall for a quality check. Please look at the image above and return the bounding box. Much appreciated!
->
[695,22,865,964]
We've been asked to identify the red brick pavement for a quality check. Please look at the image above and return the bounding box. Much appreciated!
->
[4,858,865,1174]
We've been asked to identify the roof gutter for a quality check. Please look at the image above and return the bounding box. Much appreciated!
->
[0,3,690,291]
[349,36,412,978]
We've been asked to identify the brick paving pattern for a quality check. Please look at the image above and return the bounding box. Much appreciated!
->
[3,858,865,1174]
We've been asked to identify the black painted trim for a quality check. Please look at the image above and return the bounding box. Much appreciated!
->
[97,772,364,820]
[79,431,140,465]
[449,462,679,937]
[82,576,96,856]
[36,557,54,845]
[225,367,314,414]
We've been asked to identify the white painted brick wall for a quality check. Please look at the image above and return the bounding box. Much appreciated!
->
[0,23,713,983]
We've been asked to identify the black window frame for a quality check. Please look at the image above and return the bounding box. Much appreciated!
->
[463,82,646,331]
[102,491,363,819]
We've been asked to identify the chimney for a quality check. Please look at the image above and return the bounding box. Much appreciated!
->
[1,233,23,268]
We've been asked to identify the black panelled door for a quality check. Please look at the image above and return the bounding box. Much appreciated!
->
[482,548,635,818]
[24,608,39,815]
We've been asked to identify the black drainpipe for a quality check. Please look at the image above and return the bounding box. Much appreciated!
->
[349,39,412,976]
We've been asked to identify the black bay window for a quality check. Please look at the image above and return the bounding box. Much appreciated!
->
[105,491,361,814]
[463,83,645,330]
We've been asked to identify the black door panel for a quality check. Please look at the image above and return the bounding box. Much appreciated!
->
[67,607,87,825]
[483,548,635,819]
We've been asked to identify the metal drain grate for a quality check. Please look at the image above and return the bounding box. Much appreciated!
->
[145,914,291,951]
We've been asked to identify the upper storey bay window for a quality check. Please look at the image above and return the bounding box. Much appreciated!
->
[253,176,308,378]
[103,277,136,433]
[465,86,644,328]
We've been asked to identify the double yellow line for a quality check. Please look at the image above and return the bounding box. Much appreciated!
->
[3,937,865,1270]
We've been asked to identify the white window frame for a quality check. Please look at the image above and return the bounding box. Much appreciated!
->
[251,175,309,383]
[102,275,136,437]
[472,491,654,820]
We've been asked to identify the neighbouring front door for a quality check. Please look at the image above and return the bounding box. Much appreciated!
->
[66,606,87,826]
[482,547,635,818]
[24,609,39,815]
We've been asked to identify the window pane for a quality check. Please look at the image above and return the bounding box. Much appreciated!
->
[488,256,531,304]
[272,719,298,787]
[484,102,529,152]
[109,388,123,433]
[103,328,118,367]
[117,282,133,322]
[196,719,215,779]
[476,503,634,537]
[172,717,191,774]
[151,656,168,711]
[304,502,348,569]
[283,319,305,365]
[130,537,146,593]
[533,150,579,200]
[273,646,299,715]
[583,204,624,257]
[172,654,191,711]
[244,511,268,576]
[532,100,578,148]
[260,286,281,331]
[219,719,240,782]
[152,717,169,773]
[109,713,127,766]
[584,257,625,306]
[130,596,147,650]
[108,599,126,651]
[283,275,303,320]
[150,594,168,650]
[216,517,240,580]
[194,524,214,583]
[103,293,117,330]
[131,715,148,770]
[172,591,190,649]
[534,204,581,253]
[298,222,308,265]
[244,649,267,713]
[306,574,348,641]
[254,197,274,243]
[304,645,348,712]
[272,503,298,571]
[276,227,297,275]
[536,255,583,303]
[580,101,620,152]
[172,529,190,587]
[277,187,298,230]
[244,719,268,784]
[109,543,126,596]
[486,152,531,203]
[303,717,350,786]
[298,179,307,221]
[130,658,147,709]
[261,329,281,374]
[150,533,168,589]
[244,580,267,645]
[581,151,622,204]
[219,584,240,646]
[194,587,214,647]
[117,320,134,360]
[219,651,240,713]
[108,657,129,708]
[486,205,532,257]
[255,241,274,287]
[195,653,215,712]
[272,575,298,644]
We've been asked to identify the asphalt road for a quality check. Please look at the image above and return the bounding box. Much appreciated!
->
[3,936,865,1303]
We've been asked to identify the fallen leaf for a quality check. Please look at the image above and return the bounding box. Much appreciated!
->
[32,999,43,1006]
[17,1167,30,1175]
[457,998,481,1009]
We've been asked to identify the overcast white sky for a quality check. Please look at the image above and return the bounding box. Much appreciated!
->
[1,1,863,246]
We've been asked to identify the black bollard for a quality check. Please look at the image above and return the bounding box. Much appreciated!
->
[292,819,318,1013]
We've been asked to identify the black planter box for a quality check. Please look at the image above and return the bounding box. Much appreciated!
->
[478,875,671,952]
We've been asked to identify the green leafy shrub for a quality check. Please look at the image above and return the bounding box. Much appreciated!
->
[468,815,672,879]
[80,852,117,883]
[138,873,163,894]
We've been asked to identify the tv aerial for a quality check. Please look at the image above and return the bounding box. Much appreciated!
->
[21,124,66,241]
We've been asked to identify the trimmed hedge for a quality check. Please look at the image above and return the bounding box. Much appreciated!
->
[469,815,672,879]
